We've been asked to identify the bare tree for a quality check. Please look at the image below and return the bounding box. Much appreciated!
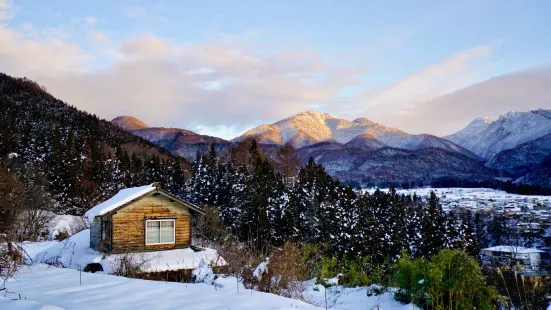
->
[16,169,55,241]
[275,143,300,186]
[192,206,228,248]
[0,164,24,233]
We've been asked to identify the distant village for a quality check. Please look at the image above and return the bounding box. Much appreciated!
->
[428,188,551,236]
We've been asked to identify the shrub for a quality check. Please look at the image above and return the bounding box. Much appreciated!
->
[0,234,23,289]
[257,242,308,297]
[111,253,152,278]
[339,256,370,287]
[394,249,498,309]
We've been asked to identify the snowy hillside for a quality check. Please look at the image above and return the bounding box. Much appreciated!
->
[234,111,477,158]
[5,265,417,310]
[445,109,551,159]
[12,234,417,310]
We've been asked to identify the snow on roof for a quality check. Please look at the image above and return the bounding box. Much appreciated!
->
[84,184,156,223]
[482,245,545,254]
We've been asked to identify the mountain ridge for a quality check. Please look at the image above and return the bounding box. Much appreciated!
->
[445,109,551,159]
[233,110,480,160]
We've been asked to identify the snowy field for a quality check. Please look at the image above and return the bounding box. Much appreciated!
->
[367,187,551,203]
[2,264,416,310]
[10,231,418,309]
[366,187,551,212]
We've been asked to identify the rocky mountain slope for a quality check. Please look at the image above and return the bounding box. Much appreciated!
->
[445,109,551,159]
[234,110,479,159]
[112,117,230,159]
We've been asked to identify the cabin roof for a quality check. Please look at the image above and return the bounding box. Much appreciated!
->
[84,183,204,224]
[482,245,544,254]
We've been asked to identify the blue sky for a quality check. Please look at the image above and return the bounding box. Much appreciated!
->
[1,0,550,138]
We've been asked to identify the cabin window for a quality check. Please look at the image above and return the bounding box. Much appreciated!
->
[145,220,175,245]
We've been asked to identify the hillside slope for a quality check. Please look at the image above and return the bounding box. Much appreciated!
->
[0,73,190,214]
[296,142,498,187]
[486,133,551,176]
[112,116,230,160]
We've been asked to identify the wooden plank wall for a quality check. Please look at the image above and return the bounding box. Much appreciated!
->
[110,195,191,253]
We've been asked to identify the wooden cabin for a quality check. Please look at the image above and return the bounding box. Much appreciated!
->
[84,183,204,253]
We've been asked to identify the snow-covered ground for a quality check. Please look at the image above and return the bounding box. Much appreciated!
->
[13,233,419,310]
[5,265,319,310]
[24,230,224,273]
[3,265,418,310]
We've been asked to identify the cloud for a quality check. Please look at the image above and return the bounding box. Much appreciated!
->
[367,45,491,111]
[38,39,355,133]
[1,2,548,141]
[414,67,551,135]
[84,17,97,25]
[0,3,364,139]
[0,0,11,21]
[338,45,496,133]
[0,24,87,77]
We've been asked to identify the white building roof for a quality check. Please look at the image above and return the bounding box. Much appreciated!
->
[84,184,157,224]
[482,245,544,254]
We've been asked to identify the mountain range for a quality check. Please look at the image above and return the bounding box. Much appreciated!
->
[112,116,230,159]
[112,109,551,188]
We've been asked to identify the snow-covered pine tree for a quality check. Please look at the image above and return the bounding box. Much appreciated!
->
[416,191,447,258]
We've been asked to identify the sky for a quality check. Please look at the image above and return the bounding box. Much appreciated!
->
[1,0,550,139]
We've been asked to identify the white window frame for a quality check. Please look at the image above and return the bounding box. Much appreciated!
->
[145,219,176,245]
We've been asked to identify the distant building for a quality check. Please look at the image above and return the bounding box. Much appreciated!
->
[480,246,548,271]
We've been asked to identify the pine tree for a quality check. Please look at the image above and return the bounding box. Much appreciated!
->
[417,191,446,258]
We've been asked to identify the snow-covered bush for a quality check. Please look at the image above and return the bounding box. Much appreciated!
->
[191,261,215,285]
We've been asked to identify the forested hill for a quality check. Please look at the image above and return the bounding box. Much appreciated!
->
[0,73,190,215]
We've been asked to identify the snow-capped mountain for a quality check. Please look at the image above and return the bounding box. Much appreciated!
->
[234,110,479,159]
[445,109,551,159]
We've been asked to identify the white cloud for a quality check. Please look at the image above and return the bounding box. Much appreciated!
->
[0,0,11,21]
[1,1,548,141]
[84,17,97,25]
[337,45,495,133]
[367,45,491,111]
[0,4,363,138]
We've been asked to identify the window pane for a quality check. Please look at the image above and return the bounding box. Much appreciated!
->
[160,221,175,243]
[146,221,160,244]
